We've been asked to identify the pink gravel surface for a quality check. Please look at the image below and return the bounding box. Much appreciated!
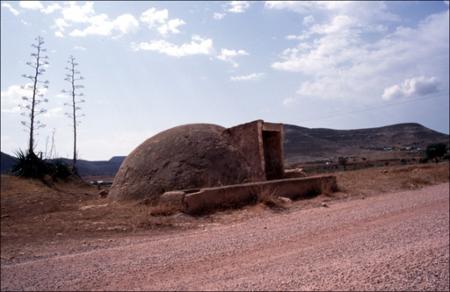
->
[1,183,449,291]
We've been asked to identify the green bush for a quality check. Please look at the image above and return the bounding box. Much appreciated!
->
[53,160,72,179]
[443,152,450,161]
[13,149,73,180]
[338,156,348,170]
[419,157,428,163]
[425,143,448,161]
[13,149,51,178]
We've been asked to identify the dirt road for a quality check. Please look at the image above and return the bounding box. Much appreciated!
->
[2,183,449,291]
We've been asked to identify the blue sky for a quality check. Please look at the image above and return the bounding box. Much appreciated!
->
[1,1,449,160]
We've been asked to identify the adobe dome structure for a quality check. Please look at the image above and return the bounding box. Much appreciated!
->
[109,120,285,201]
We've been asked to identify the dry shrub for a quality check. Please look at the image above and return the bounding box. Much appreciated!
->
[126,203,178,231]
[115,202,175,232]
[401,176,431,190]
[336,162,449,197]
[137,216,175,230]
[149,203,180,216]
[252,187,287,211]
[321,179,339,196]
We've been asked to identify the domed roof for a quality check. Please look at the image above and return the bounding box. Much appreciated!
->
[109,123,254,201]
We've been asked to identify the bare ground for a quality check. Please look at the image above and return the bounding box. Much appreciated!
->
[1,183,449,291]
[1,162,449,290]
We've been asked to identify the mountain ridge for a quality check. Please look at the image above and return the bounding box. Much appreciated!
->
[1,122,448,176]
[283,122,449,163]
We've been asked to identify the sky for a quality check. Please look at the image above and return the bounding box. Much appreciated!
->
[1,1,449,160]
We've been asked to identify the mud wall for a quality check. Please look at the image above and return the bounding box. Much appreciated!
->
[224,120,266,182]
[182,175,337,214]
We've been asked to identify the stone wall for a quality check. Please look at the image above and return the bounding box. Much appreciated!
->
[111,120,287,201]
[224,120,285,182]
[224,120,266,182]
[161,175,337,214]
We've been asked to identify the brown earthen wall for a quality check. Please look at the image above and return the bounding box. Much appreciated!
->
[224,120,266,181]
[183,175,337,214]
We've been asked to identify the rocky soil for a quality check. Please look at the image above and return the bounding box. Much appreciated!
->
[2,183,448,291]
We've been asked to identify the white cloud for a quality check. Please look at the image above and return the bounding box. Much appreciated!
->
[51,2,137,38]
[1,84,27,113]
[158,18,185,35]
[17,1,60,14]
[272,7,448,102]
[113,14,140,34]
[310,14,354,34]
[42,107,63,118]
[2,2,20,16]
[282,97,296,106]
[140,7,185,35]
[0,135,15,156]
[69,14,114,37]
[69,13,139,37]
[382,76,439,100]
[285,34,309,41]
[140,7,168,26]
[282,14,356,47]
[265,1,399,23]
[227,1,251,13]
[54,17,69,32]
[217,48,249,67]
[264,1,307,11]
[213,12,226,20]
[230,73,264,81]
[1,83,47,113]
[55,31,64,38]
[303,15,315,25]
[214,2,250,19]
[265,1,344,14]
[132,35,213,57]
[73,46,87,51]
[61,1,95,23]
[19,1,43,10]
[133,37,250,68]
[41,3,61,14]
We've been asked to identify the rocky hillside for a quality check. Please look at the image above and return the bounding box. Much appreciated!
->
[284,123,449,164]
[0,154,125,177]
[2,122,448,176]
[0,152,17,174]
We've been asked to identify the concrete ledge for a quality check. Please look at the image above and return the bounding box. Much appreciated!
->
[159,191,185,209]
[182,175,337,214]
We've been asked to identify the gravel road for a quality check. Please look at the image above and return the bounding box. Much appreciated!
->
[2,183,449,291]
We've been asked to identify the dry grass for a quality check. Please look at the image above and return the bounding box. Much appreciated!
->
[1,161,448,253]
[127,204,178,231]
[250,186,288,211]
[335,162,449,197]
[149,203,180,217]
[0,177,183,245]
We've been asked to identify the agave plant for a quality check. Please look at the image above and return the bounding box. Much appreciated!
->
[12,149,51,178]
[12,149,74,180]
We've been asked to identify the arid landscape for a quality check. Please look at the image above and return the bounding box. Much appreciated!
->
[1,161,449,290]
[1,121,449,291]
[2,1,450,291]
[3,122,448,177]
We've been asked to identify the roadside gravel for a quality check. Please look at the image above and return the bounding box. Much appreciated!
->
[1,183,448,291]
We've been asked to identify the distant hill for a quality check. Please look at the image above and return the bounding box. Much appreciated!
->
[0,153,126,177]
[284,122,449,164]
[1,122,448,176]
[1,152,17,174]
[53,156,126,177]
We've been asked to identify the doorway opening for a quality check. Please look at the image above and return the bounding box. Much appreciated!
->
[262,130,283,180]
